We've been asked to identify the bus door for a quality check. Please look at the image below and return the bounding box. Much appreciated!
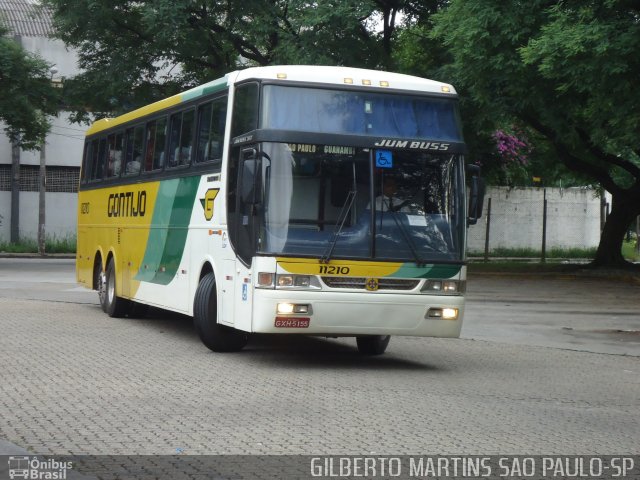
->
[232,146,263,331]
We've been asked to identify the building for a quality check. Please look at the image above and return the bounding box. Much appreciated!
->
[0,0,82,245]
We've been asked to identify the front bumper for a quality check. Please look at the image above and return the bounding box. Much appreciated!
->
[251,288,464,337]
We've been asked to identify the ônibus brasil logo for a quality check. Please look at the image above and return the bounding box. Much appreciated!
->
[7,456,73,480]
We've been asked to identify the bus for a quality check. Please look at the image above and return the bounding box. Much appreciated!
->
[76,65,484,355]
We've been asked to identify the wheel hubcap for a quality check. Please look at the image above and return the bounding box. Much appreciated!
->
[98,271,107,304]
[107,270,115,303]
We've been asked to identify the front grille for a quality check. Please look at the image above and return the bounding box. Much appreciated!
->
[321,277,420,290]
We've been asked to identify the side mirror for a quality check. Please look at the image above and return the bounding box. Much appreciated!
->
[467,164,485,225]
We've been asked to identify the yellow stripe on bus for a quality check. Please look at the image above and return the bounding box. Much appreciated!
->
[85,95,183,136]
[77,181,162,297]
[276,257,402,277]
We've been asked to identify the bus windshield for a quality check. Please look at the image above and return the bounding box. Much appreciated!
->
[256,142,464,262]
[261,85,463,142]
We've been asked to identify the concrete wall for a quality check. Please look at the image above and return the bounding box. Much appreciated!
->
[467,186,605,253]
[0,192,77,243]
[19,113,85,167]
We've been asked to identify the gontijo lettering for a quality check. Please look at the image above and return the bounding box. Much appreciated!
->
[107,191,147,217]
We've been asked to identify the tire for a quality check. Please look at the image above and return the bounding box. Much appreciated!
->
[95,259,108,313]
[102,258,130,318]
[194,272,248,352]
[356,335,390,355]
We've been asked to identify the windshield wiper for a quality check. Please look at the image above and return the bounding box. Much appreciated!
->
[321,190,357,264]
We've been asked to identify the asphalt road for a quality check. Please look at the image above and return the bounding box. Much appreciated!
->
[1,257,638,355]
[0,258,638,458]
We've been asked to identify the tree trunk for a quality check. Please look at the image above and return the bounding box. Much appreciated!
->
[592,192,640,269]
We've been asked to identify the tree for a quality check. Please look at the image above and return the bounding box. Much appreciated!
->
[44,0,421,121]
[0,22,60,150]
[433,0,640,268]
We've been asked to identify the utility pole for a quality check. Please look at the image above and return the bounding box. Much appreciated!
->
[541,188,547,263]
[636,216,639,256]
[36,66,59,255]
[10,35,22,244]
[10,140,20,243]
[38,141,46,255]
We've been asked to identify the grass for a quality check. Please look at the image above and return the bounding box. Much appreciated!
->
[469,238,639,275]
[0,235,76,254]
[0,234,637,263]
[468,246,597,259]
[622,239,640,262]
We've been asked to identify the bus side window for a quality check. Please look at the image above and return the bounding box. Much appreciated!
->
[154,117,168,170]
[81,141,92,183]
[231,84,258,138]
[144,117,168,172]
[168,109,195,168]
[92,138,107,181]
[196,95,227,170]
[124,125,144,176]
[105,133,123,178]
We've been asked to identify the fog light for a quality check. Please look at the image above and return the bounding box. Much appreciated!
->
[277,303,294,314]
[442,308,458,320]
[293,304,309,314]
[427,307,458,320]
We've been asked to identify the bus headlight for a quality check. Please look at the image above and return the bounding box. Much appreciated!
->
[278,275,294,287]
[276,274,321,290]
[422,280,465,295]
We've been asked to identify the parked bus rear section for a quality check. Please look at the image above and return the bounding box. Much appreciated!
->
[76,65,484,355]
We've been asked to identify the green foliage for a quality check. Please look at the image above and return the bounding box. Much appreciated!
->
[432,0,640,266]
[0,22,61,150]
[44,0,414,121]
[622,239,639,262]
[0,234,76,254]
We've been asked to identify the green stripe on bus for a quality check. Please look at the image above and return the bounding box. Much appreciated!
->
[151,176,201,285]
[135,179,180,283]
[391,263,461,279]
[182,78,228,102]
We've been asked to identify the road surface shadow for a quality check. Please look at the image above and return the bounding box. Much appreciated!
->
[102,306,443,371]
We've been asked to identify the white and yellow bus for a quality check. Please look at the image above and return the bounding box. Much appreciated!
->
[77,65,484,355]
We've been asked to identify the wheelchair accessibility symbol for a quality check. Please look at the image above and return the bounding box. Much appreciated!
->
[375,150,393,168]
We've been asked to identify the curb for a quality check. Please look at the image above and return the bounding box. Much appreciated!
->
[0,253,75,259]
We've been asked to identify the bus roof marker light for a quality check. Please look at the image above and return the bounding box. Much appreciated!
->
[277,73,287,79]
[344,78,353,84]
[379,81,389,87]
[362,79,372,86]
[441,86,451,93]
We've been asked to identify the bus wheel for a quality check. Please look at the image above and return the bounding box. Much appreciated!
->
[356,335,390,355]
[95,261,108,313]
[194,273,248,352]
[102,258,130,318]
